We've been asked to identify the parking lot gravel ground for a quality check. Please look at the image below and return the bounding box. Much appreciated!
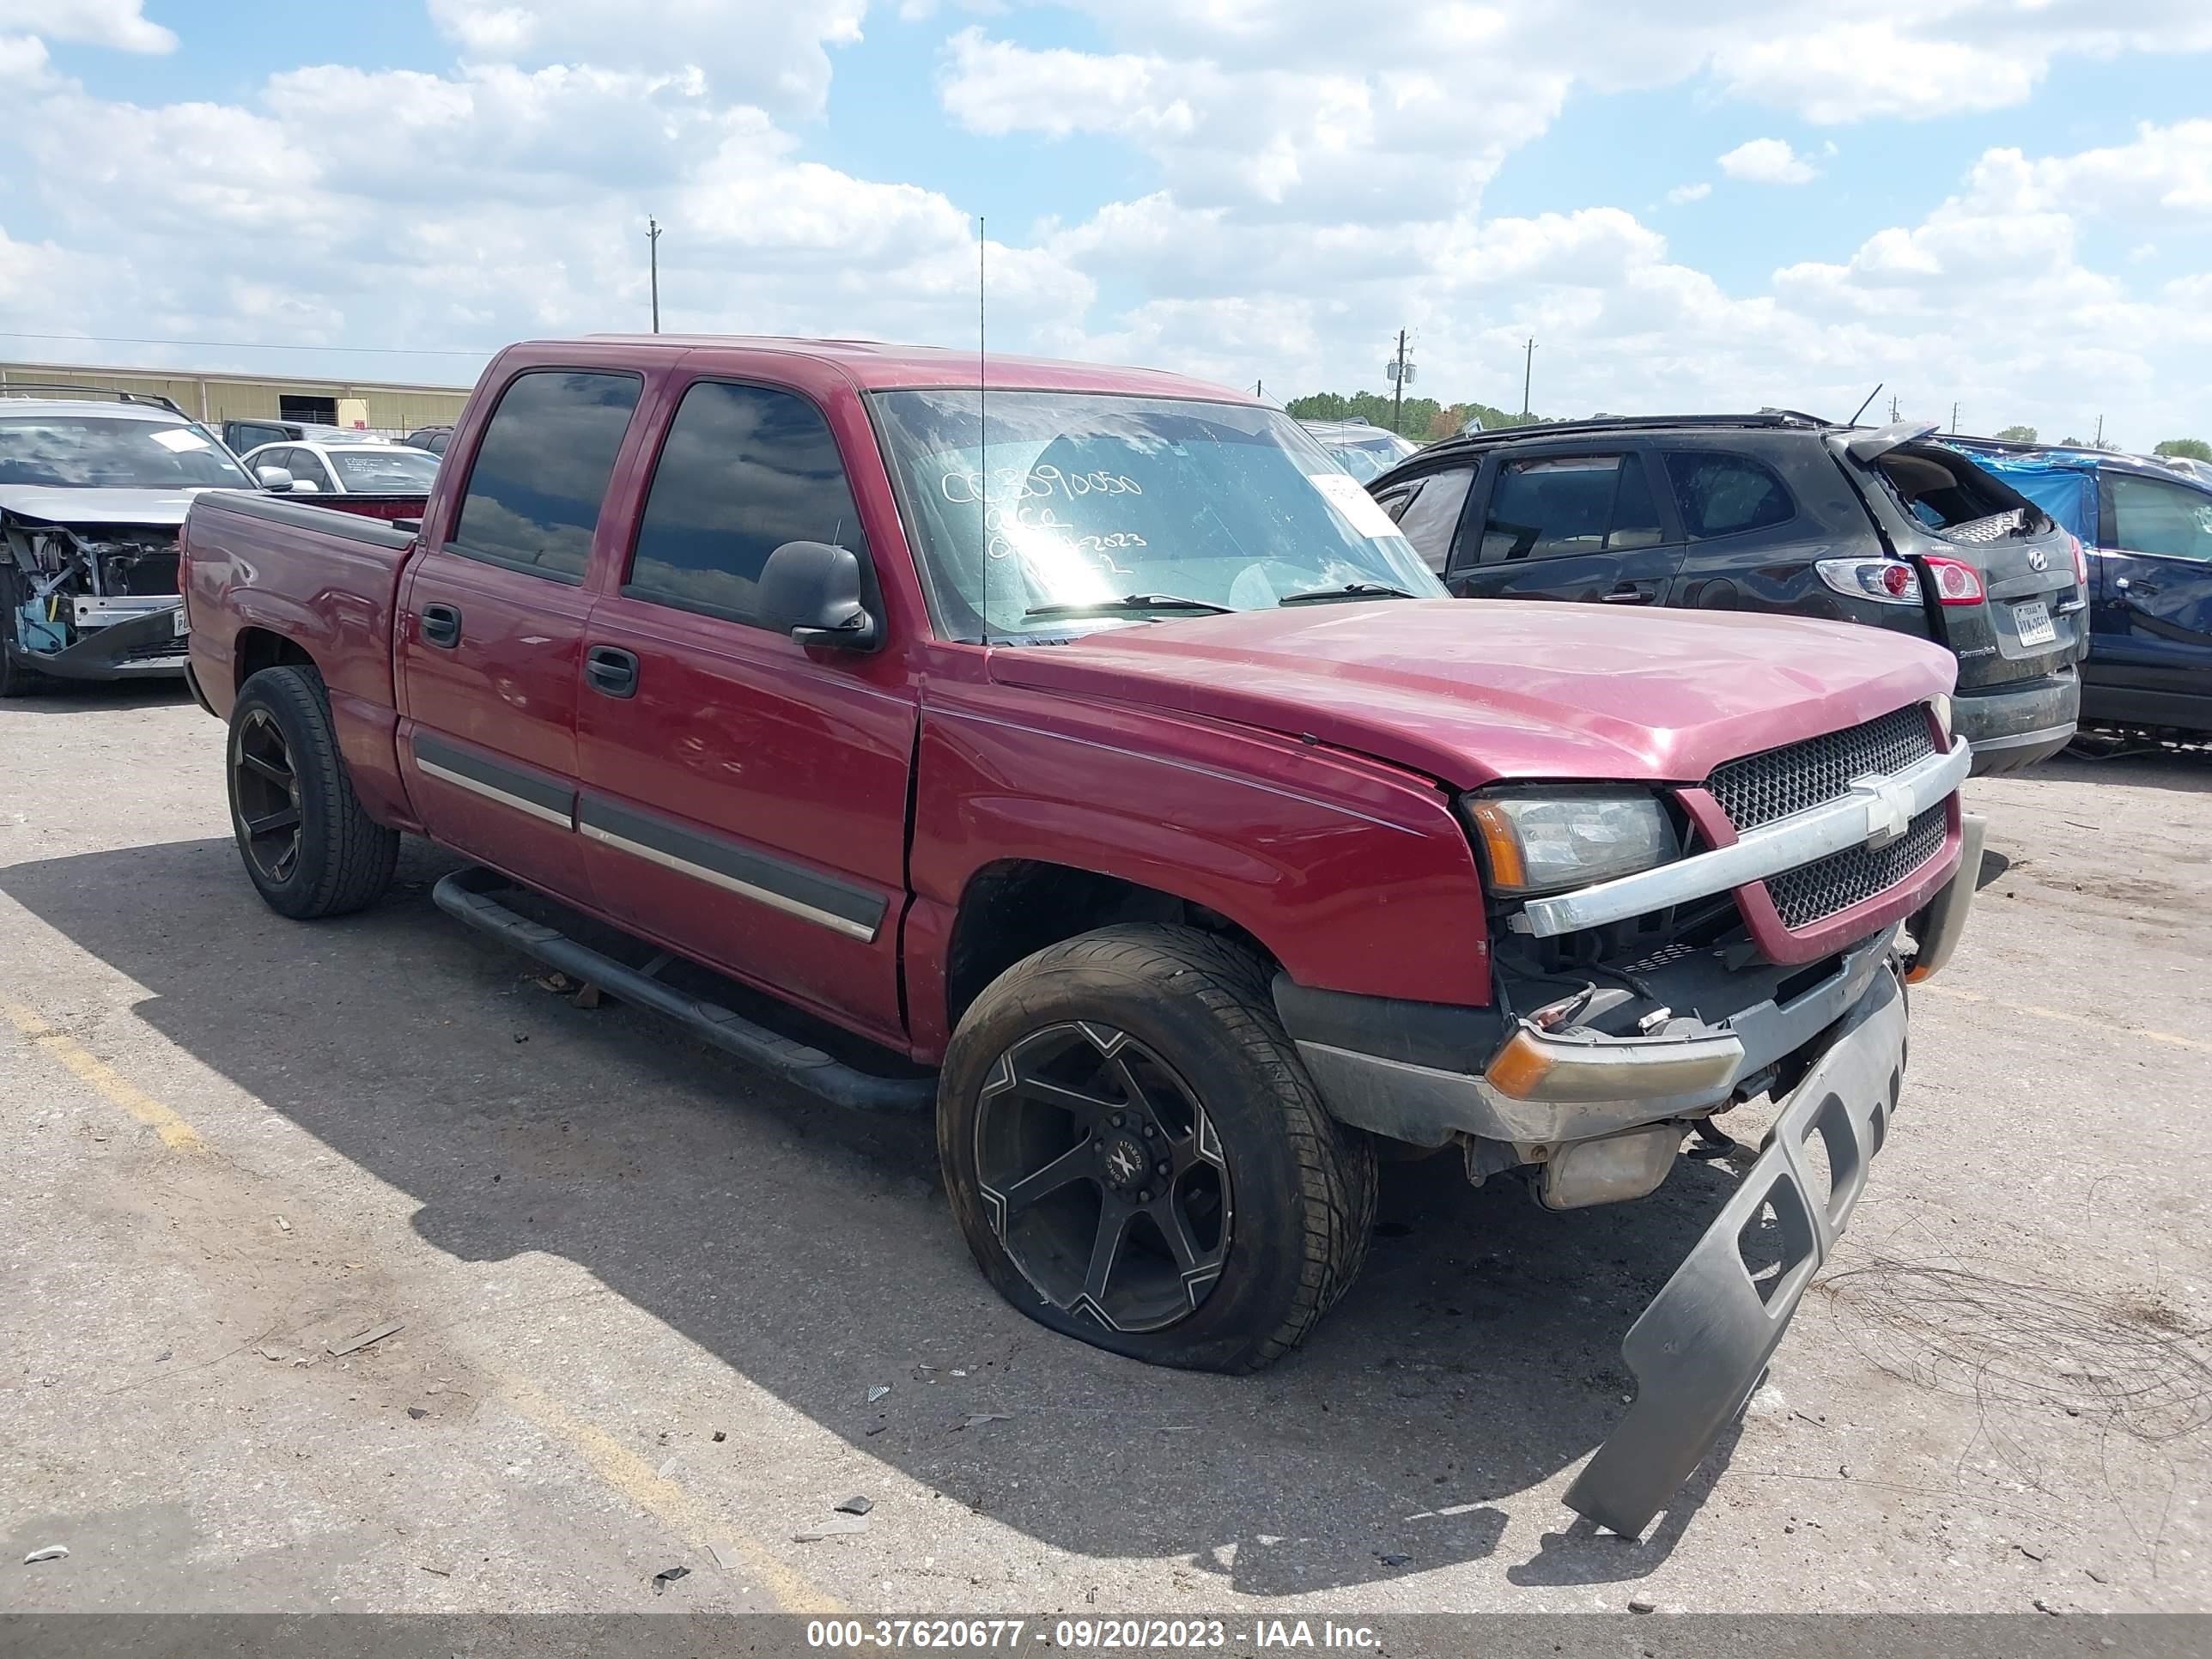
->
[3,683,2209,1618]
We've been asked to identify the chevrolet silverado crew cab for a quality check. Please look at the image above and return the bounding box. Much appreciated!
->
[1369,413,2087,773]
[181,337,1984,1536]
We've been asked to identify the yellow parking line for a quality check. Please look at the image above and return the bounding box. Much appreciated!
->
[1919,982,2210,1054]
[3,994,840,1613]
[3,1000,206,1152]
[495,1372,843,1613]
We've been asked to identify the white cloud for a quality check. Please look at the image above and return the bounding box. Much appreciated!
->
[0,0,172,53]
[1717,137,1818,185]
[426,0,866,115]
[1666,182,1711,204]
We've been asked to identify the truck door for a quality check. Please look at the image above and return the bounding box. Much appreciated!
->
[2092,467,2212,723]
[1448,449,1685,605]
[395,367,646,901]
[573,375,916,1048]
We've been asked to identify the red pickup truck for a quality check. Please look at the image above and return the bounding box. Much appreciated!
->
[180,336,1984,1536]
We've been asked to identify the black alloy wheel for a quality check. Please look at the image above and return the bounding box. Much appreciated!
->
[232,707,305,885]
[975,1021,1232,1334]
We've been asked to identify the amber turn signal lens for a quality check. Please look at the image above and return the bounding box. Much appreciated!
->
[1464,800,1529,892]
[1484,1029,1554,1100]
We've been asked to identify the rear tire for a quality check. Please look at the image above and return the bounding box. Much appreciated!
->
[228,665,399,919]
[939,923,1375,1373]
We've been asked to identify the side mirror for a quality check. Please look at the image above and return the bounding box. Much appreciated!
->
[255,465,295,491]
[290,479,321,495]
[755,540,878,651]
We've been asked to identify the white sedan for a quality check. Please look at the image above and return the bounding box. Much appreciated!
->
[240,439,441,495]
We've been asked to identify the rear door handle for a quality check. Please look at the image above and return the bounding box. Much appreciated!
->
[1601,583,1656,604]
[419,603,462,647]
[585,645,640,699]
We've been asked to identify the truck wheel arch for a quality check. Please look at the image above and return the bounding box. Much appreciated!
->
[942,859,1280,1035]
[233,626,319,694]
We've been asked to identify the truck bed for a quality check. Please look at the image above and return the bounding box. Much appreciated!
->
[181,489,425,827]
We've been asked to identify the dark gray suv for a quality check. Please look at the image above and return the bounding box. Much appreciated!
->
[1368,412,2087,773]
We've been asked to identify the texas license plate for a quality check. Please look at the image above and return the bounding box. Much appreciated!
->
[172,607,190,638]
[2014,599,2056,647]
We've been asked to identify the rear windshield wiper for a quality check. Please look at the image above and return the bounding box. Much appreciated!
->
[1277,582,1417,606]
[1024,593,1234,620]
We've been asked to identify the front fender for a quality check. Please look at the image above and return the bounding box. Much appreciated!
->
[907,691,1491,1054]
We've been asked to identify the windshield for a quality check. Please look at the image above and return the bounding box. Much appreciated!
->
[0,414,255,490]
[1326,437,1414,483]
[872,391,1444,641]
[329,447,441,490]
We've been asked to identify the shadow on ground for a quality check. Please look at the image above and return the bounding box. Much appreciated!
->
[2,680,195,716]
[3,837,1756,1593]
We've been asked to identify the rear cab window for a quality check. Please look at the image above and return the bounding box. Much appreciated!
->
[1480,453,1662,562]
[447,369,643,583]
[623,380,870,628]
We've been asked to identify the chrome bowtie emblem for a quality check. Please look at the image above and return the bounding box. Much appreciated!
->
[2027,547,2048,572]
[1850,775,1915,850]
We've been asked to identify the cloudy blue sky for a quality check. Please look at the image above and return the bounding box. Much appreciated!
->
[1,0,2208,446]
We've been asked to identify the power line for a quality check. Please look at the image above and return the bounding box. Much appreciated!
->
[0,330,490,358]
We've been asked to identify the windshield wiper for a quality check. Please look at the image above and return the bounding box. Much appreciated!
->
[1023,593,1234,621]
[1276,582,1417,606]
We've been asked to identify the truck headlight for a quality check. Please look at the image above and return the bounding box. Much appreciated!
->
[1460,792,1680,898]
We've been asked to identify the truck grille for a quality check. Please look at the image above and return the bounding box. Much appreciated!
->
[1764,804,1948,928]
[1705,704,1936,832]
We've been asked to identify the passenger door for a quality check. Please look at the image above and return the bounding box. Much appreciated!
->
[574,376,916,1045]
[395,367,645,901]
[1448,450,1685,605]
[2093,469,2212,708]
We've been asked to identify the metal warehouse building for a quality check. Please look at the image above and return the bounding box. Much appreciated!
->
[0,359,472,434]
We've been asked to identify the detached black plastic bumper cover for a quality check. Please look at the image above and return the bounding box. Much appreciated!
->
[20,602,185,680]
[1564,964,1909,1537]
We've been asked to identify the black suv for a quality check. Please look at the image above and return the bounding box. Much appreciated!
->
[1367,413,2087,772]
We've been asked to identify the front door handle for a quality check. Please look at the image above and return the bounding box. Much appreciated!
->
[419,603,462,647]
[586,645,640,699]
[1601,583,1656,604]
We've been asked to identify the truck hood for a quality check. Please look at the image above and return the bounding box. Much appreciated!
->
[989,600,1957,788]
[0,485,224,528]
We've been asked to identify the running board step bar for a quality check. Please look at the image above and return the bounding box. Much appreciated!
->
[432,867,935,1115]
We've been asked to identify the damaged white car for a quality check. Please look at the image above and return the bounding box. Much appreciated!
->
[1,388,259,697]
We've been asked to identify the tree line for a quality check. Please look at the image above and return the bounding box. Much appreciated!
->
[1282,391,1547,440]
[1996,425,2208,461]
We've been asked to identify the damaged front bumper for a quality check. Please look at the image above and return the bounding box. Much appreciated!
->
[1564,961,1907,1537]
[11,596,186,680]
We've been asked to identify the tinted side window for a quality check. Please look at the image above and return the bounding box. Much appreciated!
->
[624,380,866,626]
[1392,468,1474,573]
[1665,451,1795,539]
[450,370,642,582]
[1480,455,1647,562]
[2108,472,2212,562]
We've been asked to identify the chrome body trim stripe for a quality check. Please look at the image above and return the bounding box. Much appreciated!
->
[577,820,881,943]
[415,758,575,830]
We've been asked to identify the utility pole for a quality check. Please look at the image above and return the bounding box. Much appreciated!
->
[1255,379,1263,400]
[2094,413,2105,448]
[1888,392,1900,422]
[1949,400,1959,434]
[1522,337,1536,418]
[647,216,662,334]
[1389,331,1411,435]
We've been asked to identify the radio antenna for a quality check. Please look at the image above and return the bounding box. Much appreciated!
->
[1848,382,1882,427]
[978,216,991,646]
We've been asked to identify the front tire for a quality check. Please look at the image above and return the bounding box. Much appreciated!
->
[228,665,399,919]
[939,924,1375,1373]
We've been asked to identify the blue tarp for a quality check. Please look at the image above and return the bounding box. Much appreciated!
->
[1945,445,2100,544]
